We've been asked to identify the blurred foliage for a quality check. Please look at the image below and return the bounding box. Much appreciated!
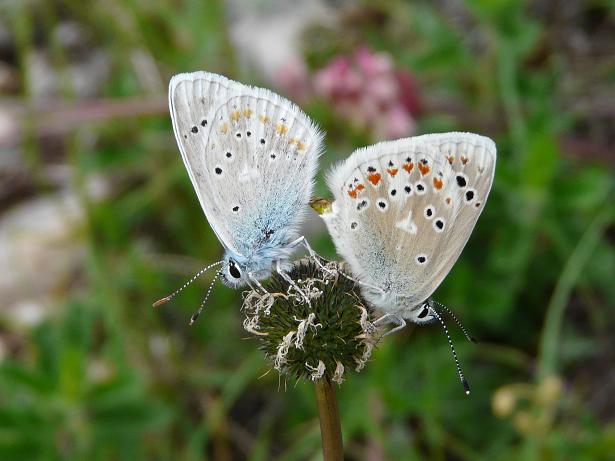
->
[0,0,614,460]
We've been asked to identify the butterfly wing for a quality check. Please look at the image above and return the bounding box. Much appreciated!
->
[323,132,496,308]
[169,72,323,257]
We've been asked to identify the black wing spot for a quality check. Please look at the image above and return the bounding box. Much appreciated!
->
[435,219,444,229]
[465,190,475,201]
[215,167,222,175]
[191,126,198,133]
[260,138,266,145]
[236,132,242,138]
[367,166,376,172]
[456,175,467,187]
[350,222,358,229]
[390,189,397,196]
[232,205,239,212]
[226,152,232,158]
[264,229,274,239]
[201,119,207,127]
[247,131,252,137]
[404,185,412,194]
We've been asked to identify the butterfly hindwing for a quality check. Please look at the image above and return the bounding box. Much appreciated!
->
[324,132,496,307]
[169,72,323,257]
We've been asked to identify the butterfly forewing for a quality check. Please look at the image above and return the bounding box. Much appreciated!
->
[169,72,323,256]
[324,132,496,307]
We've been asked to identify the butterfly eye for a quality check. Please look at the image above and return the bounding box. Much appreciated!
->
[418,304,430,319]
[228,261,241,279]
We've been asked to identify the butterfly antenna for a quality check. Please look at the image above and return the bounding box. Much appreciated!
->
[153,260,224,307]
[189,270,222,325]
[429,307,471,395]
[433,301,477,343]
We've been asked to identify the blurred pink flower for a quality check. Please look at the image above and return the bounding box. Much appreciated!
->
[275,46,421,141]
[275,57,311,102]
[314,46,420,140]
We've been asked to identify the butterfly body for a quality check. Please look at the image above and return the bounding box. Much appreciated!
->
[219,235,296,287]
[168,71,323,289]
[322,132,496,324]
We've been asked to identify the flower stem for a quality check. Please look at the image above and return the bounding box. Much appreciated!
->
[314,378,343,460]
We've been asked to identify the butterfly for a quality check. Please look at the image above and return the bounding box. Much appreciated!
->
[319,132,496,392]
[154,71,325,321]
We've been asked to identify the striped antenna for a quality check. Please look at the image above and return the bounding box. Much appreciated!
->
[189,270,222,325]
[153,260,224,307]
[433,300,477,343]
[429,307,471,396]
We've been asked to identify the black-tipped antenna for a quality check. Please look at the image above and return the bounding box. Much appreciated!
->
[189,270,222,325]
[153,260,224,307]
[433,301,477,343]
[429,307,471,395]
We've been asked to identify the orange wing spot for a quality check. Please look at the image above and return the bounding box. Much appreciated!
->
[386,168,399,177]
[418,163,430,176]
[275,123,288,135]
[445,197,452,205]
[230,110,241,122]
[243,108,253,118]
[220,123,229,134]
[367,173,382,185]
[433,177,443,189]
[297,141,306,151]
[348,189,358,199]
[356,184,365,191]
[259,115,270,124]
[461,155,469,165]
[402,162,414,173]
[447,155,454,164]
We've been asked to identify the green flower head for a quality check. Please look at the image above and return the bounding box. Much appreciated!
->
[242,260,380,383]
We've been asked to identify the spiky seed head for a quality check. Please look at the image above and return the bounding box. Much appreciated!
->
[242,259,379,383]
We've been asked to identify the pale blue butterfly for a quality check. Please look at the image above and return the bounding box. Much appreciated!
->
[320,132,497,393]
[154,71,326,322]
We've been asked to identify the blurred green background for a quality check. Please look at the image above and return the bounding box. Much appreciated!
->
[1,1,614,460]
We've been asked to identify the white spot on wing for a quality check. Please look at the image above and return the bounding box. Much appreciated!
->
[238,164,260,183]
[396,210,417,234]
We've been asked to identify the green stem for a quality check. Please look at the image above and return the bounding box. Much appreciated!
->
[314,379,343,461]
[537,204,613,379]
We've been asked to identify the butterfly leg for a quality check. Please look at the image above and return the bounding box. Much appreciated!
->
[373,313,406,337]
[287,236,335,277]
[276,260,312,306]
[248,272,269,295]
[289,236,386,294]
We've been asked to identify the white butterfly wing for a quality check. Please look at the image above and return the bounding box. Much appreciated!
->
[323,132,496,307]
[169,72,323,257]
